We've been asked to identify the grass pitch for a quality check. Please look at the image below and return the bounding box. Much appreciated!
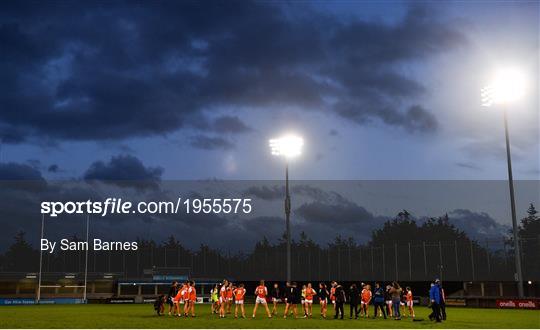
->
[0,303,538,328]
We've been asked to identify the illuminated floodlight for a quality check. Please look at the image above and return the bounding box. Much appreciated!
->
[268,134,304,282]
[480,66,528,298]
[269,135,304,159]
[481,68,526,107]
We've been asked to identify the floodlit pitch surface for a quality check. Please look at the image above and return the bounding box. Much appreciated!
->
[0,304,538,328]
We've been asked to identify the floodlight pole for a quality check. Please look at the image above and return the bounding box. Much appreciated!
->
[503,110,524,298]
[37,214,44,303]
[83,215,90,303]
[285,162,291,282]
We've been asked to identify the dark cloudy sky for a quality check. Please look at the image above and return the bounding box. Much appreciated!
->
[0,0,537,181]
[0,1,538,251]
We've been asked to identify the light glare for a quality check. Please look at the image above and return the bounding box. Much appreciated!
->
[482,68,526,107]
[269,135,304,159]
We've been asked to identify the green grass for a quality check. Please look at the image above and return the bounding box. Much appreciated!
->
[0,303,538,328]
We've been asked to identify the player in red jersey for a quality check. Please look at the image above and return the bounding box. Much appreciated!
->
[304,283,316,318]
[360,284,372,317]
[219,279,229,318]
[252,280,272,318]
[226,282,234,314]
[233,283,247,318]
[330,281,337,312]
[186,281,197,317]
[182,281,191,316]
[405,286,415,318]
[173,283,184,317]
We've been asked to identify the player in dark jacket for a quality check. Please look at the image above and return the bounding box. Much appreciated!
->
[318,282,329,318]
[437,280,447,320]
[348,283,360,319]
[334,284,346,319]
[372,282,386,319]
[154,294,166,316]
[166,281,178,316]
[270,283,281,316]
[283,282,299,319]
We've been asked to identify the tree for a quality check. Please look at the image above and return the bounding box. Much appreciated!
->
[369,211,418,245]
[298,231,318,249]
[163,235,180,249]
[519,203,540,278]
[397,209,411,221]
[421,214,469,242]
[3,231,38,271]
[520,203,539,236]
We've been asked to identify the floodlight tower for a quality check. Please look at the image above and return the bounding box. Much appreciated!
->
[269,135,303,282]
[481,68,526,297]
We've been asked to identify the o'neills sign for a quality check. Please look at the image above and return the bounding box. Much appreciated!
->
[496,299,539,309]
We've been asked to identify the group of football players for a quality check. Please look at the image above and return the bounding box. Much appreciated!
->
[165,280,198,317]
[162,279,416,320]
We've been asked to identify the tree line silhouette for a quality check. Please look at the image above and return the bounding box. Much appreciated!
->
[1,205,538,281]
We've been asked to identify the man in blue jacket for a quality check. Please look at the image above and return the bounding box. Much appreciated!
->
[428,282,442,322]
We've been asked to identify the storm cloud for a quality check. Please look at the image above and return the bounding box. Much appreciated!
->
[189,135,235,150]
[295,199,386,242]
[212,116,252,134]
[243,185,283,200]
[83,154,163,188]
[0,162,44,181]
[447,209,510,241]
[0,1,465,145]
